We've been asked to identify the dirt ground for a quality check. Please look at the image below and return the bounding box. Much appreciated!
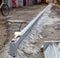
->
[41,4,60,42]
[26,4,60,58]
[20,4,60,58]
[9,4,47,22]
[0,4,46,50]
[0,4,60,58]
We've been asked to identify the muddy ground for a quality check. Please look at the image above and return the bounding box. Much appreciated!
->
[41,4,60,41]
[0,4,60,58]
[0,4,46,50]
[18,4,60,58]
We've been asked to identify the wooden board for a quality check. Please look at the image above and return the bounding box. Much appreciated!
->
[7,20,28,23]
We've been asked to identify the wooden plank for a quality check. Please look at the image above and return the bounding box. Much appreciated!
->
[7,20,28,23]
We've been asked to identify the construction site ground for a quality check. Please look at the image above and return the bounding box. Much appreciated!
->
[17,4,60,58]
[0,4,46,50]
[0,3,60,58]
